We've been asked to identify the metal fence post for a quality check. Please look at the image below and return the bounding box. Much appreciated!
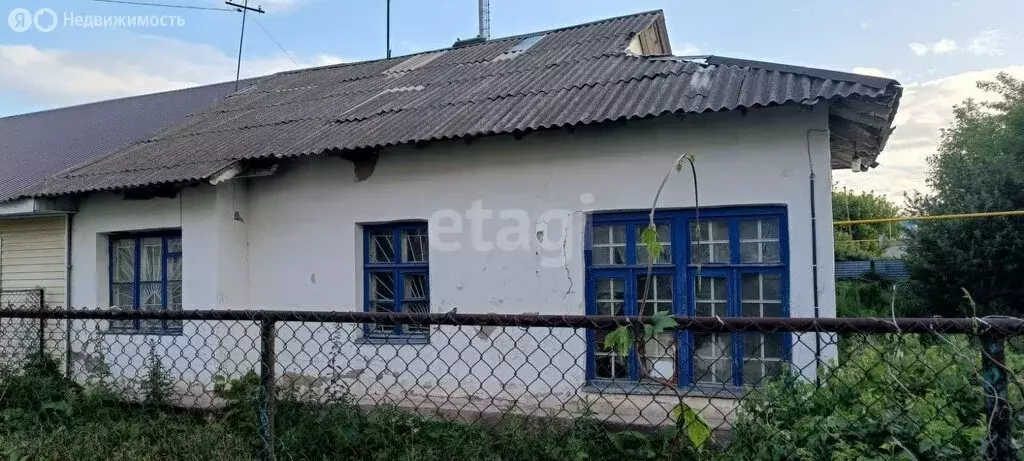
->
[37,288,46,360]
[259,319,278,461]
[981,332,1019,460]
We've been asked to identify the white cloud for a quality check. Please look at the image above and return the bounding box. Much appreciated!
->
[675,43,701,56]
[931,39,958,54]
[967,30,1003,56]
[908,39,958,56]
[908,43,929,56]
[852,67,888,78]
[0,33,344,109]
[834,66,1024,203]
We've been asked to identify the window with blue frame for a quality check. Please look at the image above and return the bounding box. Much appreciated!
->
[586,207,789,387]
[109,232,182,334]
[363,222,430,340]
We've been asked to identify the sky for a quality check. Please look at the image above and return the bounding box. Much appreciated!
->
[1,0,1022,204]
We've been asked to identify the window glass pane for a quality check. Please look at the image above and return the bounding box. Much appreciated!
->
[695,276,727,316]
[112,239,136,283]
[167,255,182,282]
[403,301,430,334]
[369,273,395,301]
[694,333,732,384]
[595,278,624,315]
[592,225,625,265]
[636,223,672,265]
[741,274,782,315]
[643,331,676,380]
[694,275,731,384]
[637,274,672,316]
[168,281,182,310]
[403,273,428,300]
[368,230,395,263]
[690,221,729,263]
[140,283,163,309]
[594,333,628,380]
[369,301,395,335]
[140,238,163,282]
[741,272,784,384]
[168,237,183,253]
[140,283,164,331]
[740,219,781,263]
[112,283,134,308]
[402,228,429,263]
[167,281,183,331]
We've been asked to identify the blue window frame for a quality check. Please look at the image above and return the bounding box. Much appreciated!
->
[363,222,430,340]
[109,232,182,334]
[585,207,790,388]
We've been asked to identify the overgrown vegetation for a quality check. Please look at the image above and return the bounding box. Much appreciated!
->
[836,275,914,318]
[731,334,1019,460]
[1,355,712,460]
[904,73,1024,317]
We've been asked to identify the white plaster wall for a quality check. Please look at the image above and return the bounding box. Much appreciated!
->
[67,184,259,391]
[242,104,836,399]
[65,104,837,409]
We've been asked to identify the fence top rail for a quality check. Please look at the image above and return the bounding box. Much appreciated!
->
[1,308,1022,334]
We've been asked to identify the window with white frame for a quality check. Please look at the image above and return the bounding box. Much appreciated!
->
[586,207,788,388]
[109,232,182,334]
[364,222,430,340]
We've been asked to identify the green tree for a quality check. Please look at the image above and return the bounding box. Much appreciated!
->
[832,186,901,261]
[904,73,1024,317]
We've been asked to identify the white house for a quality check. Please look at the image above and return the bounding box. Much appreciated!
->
[20,10,901,421]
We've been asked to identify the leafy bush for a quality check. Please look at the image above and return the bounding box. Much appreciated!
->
[836,279,913,318]
[730,334,1006,459]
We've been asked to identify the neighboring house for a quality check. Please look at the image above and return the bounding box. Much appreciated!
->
[0,81,251,307]
[16,10,901,410]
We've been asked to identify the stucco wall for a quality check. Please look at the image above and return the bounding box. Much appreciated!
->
[65,104,836,415]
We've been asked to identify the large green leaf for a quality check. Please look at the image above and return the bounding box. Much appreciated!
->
[639,225,663,264]
[671,403,713,449]
[603,327,632,358]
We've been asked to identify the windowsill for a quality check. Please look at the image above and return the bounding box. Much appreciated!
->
[102,329,183,337]
[583,379,750,399]
[356,335,431,346]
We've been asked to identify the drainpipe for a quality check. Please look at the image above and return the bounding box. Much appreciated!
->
[806,129,829,388]
[64,213,73,378]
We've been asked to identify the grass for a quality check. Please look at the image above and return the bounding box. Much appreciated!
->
[0,356,706,461]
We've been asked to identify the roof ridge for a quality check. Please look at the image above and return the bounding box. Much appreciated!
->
[269,10,663,78]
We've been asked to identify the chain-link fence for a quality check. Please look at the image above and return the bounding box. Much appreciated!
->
[0,306,1020,460]
[0,289,46,367]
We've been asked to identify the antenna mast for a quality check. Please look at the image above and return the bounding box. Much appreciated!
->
[478,0,490,39]
[386,0,392,58]
[225,1,266,91]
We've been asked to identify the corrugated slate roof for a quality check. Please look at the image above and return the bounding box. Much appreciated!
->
[0,80,252,202]
[23,10,901,198]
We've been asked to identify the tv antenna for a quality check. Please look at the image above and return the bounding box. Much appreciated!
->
[386,0,391,58]
[225,1,266,90]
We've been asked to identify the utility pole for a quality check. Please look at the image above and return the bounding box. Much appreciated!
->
[226,1,266,91]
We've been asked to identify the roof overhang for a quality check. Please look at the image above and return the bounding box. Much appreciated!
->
[0,197,76,218]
